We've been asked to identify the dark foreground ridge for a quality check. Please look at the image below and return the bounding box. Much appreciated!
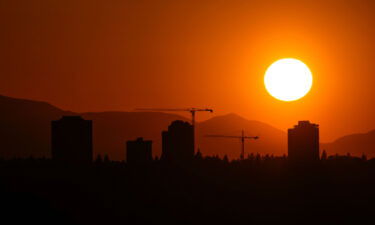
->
[1,156,375,225]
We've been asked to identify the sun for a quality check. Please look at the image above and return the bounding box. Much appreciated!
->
[264,58,313,101]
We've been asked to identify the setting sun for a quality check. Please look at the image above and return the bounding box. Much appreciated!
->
[264,58,313,101]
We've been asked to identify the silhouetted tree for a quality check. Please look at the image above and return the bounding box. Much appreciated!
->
[195,149,203,160]
[95,154,103,164]
[321,150,327,160]
[255,153,261,162]
[248,153,255,161]
[223,155,229,163]
[104,154,110,163]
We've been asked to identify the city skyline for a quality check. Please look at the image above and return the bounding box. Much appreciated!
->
[1,93,373,143]
[52,115,321,162]
[1,94,374,160]
[2,1,375,224]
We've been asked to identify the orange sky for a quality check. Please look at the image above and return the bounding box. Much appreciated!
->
[1,0,375,142]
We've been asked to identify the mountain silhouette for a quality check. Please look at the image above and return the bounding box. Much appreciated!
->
[0,95,288,160]
[321,130,375,157]
[0,95,73,158]
[0,95,187,159]
[4,94,374,160]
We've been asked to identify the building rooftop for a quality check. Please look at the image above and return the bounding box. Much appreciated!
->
[60,116,85,121]
[293,120,319,128]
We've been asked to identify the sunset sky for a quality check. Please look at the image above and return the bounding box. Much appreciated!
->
[1,0,375,142]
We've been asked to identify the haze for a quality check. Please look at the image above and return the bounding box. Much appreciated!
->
[1,0,375,142]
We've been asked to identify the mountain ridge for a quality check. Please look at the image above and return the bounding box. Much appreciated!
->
[321,129,375,157]
[0,94,374,159]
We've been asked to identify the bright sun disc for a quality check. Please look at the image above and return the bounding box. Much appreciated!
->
[264,58,313,101]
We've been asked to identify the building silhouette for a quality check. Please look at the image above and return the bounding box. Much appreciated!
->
[126,137,152,164]
[51,116,93,163]
[162,120,194,162]
[288,120,319,162]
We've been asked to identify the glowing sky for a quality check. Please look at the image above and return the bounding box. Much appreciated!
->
[1,0,375,142]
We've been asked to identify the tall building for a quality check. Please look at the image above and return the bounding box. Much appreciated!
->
[162,120,194,162]
[51,116,93,163]
[126,137,152,164]
[288,121,319,162]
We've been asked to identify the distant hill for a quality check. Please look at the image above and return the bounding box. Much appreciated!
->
[0,95,287,160]
[321,130,375,157]
[0,95,187,160]
[7,94,375,160]
[0,95,73,158]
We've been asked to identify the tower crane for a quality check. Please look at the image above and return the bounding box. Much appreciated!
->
[135,108,213,151]
[205,130,259,160]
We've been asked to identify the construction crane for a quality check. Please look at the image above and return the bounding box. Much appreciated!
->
[205,130,259,160]
[135,108,213,151]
